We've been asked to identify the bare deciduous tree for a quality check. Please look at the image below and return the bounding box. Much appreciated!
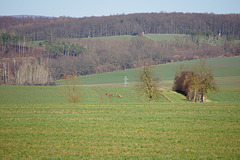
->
[193,59,218,102]
[137,64,161,102]
[61,73,82,104]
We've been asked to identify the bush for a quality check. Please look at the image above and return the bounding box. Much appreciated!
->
[173,60,217,102]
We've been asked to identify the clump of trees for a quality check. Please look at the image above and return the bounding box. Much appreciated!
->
[0,57,54,85]
[0,32,44,58]
[0,32,22,53]
[173,60,217,102]
[43,40,87,58]
[137,64,161,102]
[186,30,220,45]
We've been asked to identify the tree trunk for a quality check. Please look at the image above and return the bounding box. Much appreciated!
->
[2,62,7,84]
[23,36,25,55]
[7,62,9,83]
[201,90,204,102]
[194,91,197,102]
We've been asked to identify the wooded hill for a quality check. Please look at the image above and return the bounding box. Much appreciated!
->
[0,12,240,85]
[1,12,240,40]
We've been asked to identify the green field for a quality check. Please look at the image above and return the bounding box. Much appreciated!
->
[1,104,239,159]
[145,34,186,41]
[83,34,185,41]
[0,57,240,159]
[56,56,240,89]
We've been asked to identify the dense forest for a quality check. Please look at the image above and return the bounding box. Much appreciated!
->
[0,12,240,85]
[1,12,240,40]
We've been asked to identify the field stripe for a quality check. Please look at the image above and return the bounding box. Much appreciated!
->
[160,92,172,103]
[91,86,104,103]
[99,87,113,103]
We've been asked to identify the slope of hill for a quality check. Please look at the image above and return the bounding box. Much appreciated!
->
[56,56,240,89]
[1,30,239,85]
[1,57,240,105]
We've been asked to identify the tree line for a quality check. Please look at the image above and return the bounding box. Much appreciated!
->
[1,12,240,40]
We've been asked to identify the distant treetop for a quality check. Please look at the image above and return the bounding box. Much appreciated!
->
[0,12,239,40]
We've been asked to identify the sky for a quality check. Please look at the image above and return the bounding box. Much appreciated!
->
[1,0,240,18]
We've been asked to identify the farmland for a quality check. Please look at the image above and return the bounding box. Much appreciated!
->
[56,56,240,88]
[0,57,240,159]
[82,34,186,41]
[1,103,240,159]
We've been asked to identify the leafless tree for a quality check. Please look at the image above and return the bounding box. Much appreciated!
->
[137,64,161,102]
[61,73,83,104]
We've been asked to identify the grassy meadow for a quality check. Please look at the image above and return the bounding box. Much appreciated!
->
[0,56,240,159]
[83,34,186,41]
[1,104,239,159]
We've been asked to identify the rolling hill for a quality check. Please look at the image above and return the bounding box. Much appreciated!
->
[56,56,240,89]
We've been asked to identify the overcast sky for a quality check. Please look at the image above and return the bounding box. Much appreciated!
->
[1,0,239,17]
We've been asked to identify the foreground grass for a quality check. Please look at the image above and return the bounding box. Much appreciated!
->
[0,104,239,159]
[0,85,240,159]
[0,85,167,105]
